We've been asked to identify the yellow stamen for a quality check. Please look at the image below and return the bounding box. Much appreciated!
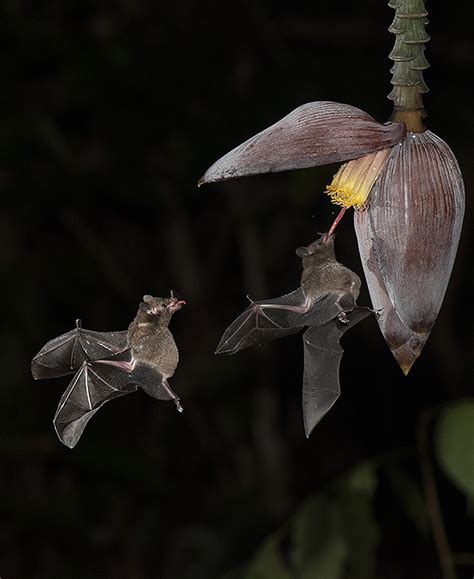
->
[325,148,391,209]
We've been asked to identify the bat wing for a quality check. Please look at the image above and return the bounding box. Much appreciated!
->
[291,292,354,328]
[215,286,358,355]
[302,308,371,437]
[32,319,128,379]
[53,350,137,448]
[130,362,181,404]
[215,288,307,355]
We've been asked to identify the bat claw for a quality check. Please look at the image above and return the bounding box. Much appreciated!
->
[337,312,349,324]
[245,294,256,305]
[174,398,184,412]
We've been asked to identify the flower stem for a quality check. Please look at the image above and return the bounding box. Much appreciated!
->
[387,0,429,131]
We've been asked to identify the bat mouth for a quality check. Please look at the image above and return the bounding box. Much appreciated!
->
[321,232,335,244]
[167,289,185,311]
[141,293,185,314]
[296,233,335,257]
[167,298,186,311]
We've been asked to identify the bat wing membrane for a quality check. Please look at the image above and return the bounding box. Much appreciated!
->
[32,322,128,379]
[215,287,359,355]
[290,292,350,328]
[215,288,308,354]
[130,362,178,402]
[54,351,137,448]
[302,308,371,437]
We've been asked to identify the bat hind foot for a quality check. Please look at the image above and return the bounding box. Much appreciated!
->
[160,378,183,412]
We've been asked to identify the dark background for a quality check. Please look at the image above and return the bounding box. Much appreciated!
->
[1,1,472,577]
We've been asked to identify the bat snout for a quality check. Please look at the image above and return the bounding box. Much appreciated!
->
[168,298,186,311]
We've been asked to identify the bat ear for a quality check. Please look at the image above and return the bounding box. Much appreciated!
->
[295,246,312,257]
[142,295,153,303]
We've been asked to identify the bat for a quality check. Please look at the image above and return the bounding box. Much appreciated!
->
[32,294,185,448]
[215,233,371,436]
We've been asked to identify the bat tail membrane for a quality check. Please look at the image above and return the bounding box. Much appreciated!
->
[302,308,371,437]
[131,362,183,411]
[53,359,137,448]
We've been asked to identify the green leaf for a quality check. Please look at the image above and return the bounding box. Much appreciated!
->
[245,528,292,579]
[299,533,347,579]
[435,399,474,499]
[232,462,380,579]
[337,462,380,579]
[339,461,378,494]
[290,494,334,570]
[385,464,429,536]
[290,494,347,579]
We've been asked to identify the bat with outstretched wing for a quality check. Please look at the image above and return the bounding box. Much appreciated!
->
[215,289,347,354]
[31,319,128,379]
[32,294,185,448]
[216,233,371,436]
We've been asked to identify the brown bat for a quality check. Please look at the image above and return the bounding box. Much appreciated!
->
[31,294,185,448]
[216,234,371,436]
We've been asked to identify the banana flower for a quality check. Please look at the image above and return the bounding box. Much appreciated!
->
[199,0,465,374]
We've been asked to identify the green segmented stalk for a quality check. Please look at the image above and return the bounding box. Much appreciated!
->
[388,0,429,115]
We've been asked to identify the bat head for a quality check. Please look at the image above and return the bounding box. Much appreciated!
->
[138,294,186,326]
[295,233,336,266]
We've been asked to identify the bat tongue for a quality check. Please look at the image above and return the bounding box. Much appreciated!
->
[169,298,186,311]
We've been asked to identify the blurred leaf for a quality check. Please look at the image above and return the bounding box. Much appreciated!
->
[299,533,347,579]
[339,461,377,494]
[245,528,292,579]
[336,461,380,579]
[235,461,379,579]
[290,494,346,579]
[435,399,474,499]
[385,464,429,535]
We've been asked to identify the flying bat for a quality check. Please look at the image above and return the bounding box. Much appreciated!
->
[215,234,371,436]
[32,294,185,448]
